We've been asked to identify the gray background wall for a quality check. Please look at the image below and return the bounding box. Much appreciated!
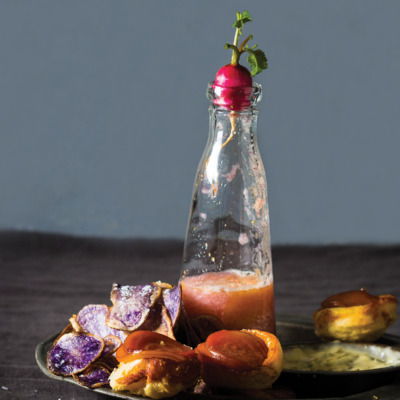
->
[1,0,399,244]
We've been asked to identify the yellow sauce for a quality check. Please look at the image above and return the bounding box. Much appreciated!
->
[284,344,388,372]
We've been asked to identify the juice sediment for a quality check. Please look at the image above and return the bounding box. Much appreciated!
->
[181,269,275,333]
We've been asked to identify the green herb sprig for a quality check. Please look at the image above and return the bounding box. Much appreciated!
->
[224,11,268,76]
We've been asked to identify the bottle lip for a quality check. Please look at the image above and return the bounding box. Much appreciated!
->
[207,81,262,111]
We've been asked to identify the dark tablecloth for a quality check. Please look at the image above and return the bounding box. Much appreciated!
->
[1,231,399,399]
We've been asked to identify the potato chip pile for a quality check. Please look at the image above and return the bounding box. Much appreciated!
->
[46,281,181,388]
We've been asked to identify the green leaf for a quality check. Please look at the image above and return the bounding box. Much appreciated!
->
[233,20,243,29]
[232,10,252,36]
[247,49,268,76]
[240,10,252,24]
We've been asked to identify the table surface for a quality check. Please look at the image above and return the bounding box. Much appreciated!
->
[1,231,400,400]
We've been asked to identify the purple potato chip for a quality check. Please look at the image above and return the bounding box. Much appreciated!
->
[75,304,127,342]
[98,355,119,371]
[106,283,161,331]
[139,304,175,339]
[162,285,181,327]
[69,315,83,332]
[72,363,110,388]
[138,305,159,330]
[47,332,104,376]
[156,305,175,339]
[153,281,173,290]
[102,335,122,357]
[53,324,74,344]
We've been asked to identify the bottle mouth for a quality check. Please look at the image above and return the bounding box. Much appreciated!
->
[207,82,262,111]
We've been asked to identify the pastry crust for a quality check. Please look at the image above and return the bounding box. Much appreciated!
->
[109,331,200,399]
[313,292,397,342]
[109,356,200,399]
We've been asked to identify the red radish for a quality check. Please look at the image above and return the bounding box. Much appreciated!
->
[212,11,268,111]
[214,64,252,88]
[213,64,253,110]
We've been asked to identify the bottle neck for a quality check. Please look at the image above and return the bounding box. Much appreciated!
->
[208,107,259,150]
[207,81,263,111]
[206,81,262,149]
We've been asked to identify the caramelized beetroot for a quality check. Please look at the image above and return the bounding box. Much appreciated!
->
[196,330,268,372]
[321,288,380,308]
[116,331,195,364]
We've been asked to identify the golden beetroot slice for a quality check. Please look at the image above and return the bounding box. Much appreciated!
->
[75,304,128,342]
[72,363,111,388]
[47,332,104,376]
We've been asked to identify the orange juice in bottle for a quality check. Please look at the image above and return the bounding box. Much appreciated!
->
[181,269,275,332]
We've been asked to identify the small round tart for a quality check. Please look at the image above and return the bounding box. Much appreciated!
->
[109,331,200,399]
[195,329,283,389]
[313,289,397,342]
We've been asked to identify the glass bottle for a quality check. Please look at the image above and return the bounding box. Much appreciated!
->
[179,81,275,341]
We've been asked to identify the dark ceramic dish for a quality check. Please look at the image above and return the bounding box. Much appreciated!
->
[280,342,400,398]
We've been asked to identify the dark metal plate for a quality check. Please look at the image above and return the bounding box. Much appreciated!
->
[36,314,400,399]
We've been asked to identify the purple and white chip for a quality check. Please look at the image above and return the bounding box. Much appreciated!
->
[72,363,110,388]
[106,283,162,331]
[47,332,104,376]
[75,304,127,342]
[162,285,182,327]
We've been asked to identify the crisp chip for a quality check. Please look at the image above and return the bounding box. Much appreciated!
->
[53,324,74,344]
[98,355,119,371]
[139,304,175,339]
[72,363,110,388]
[157,305,176,339]
[106,283,161,331]
[69,315,82,332]
[75,304,127,342]
[153,281,173,290]
[102,335,122,357]
[47,332,104,376]
[162,285,181,327]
